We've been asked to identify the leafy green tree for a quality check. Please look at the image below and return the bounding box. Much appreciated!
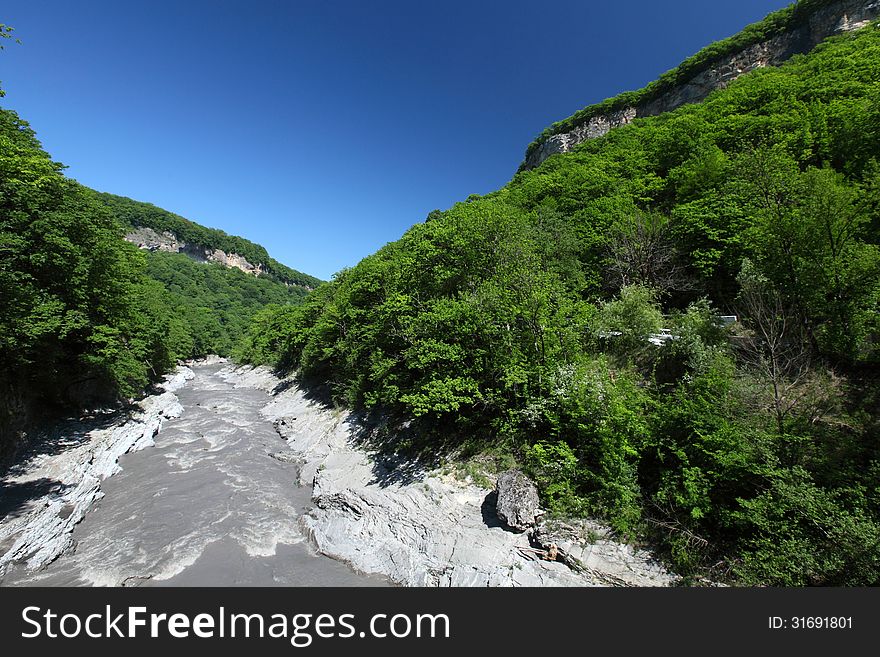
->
[0,24,21,97]
[596,285,664,360]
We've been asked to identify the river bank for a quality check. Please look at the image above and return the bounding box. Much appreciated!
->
[0,360,675,587]
[0,361,384,586]
[221,364,676,587]
[0,366,194,581]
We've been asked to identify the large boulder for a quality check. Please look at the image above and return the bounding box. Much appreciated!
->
[495,470,540,531]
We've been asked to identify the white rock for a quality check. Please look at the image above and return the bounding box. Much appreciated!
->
[225,365,677,587]
[0,367,193,577]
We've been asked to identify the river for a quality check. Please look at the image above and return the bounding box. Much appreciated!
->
[1,363,385,586]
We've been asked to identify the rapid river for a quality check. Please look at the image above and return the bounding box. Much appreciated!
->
[1,363,384,586]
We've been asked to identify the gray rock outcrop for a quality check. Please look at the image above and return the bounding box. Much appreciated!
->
[0,367,193,578]
[495,470,540,531]
[124,226,269,277]
[524,0,880,169]
[220,364,679,587]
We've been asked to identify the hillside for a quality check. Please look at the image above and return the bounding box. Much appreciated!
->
[144,250,309,358]
[1,105,176,452]
[100,193,318,359]
[98,192,322,290]
[0,104,317,457]
[243,12,880,585]
[524,0,880,168]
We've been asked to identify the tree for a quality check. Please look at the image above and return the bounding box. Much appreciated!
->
[0,24,21,97]
[734,147,880,362]
[735,260,813,435]
[604,209,688,293]
[596,284,664,361]
[797,167,879,361]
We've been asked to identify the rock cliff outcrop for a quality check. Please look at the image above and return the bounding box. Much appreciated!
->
[125,226,270,277]
[524,0,880,169]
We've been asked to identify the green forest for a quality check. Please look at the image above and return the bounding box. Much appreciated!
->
[0,99,311,451]
[145,250,308,358]
[241,23,880,585]
[99,192,322,290]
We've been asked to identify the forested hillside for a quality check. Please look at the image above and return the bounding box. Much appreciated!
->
[243,22,880,584]
[145,250,308,358]
[524,0,871,165]
[0,101,313,454]
[99,192,321,289]
[0,107,183,439]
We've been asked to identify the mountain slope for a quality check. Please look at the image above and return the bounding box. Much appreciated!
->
[98,193,320,358]
[0,106,180,453]
[0,105,319,457]
[244,15,880,585]
[98,192,322,290]
[524,0,880,168]
[143,250,309,358]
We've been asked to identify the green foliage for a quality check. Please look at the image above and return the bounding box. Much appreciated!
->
[0,100,314,451]
[0,24,15,47]
[0,23,21,97]
[523,0,844,163]
[0,108,176,408]
[596,285,663,359]
[525,441,583,515]
[143,250,308,359]
[97,192,322,290]
[540,359,649,532]
[236,303,305,366]
[242,23,880,584]
[730,467,880,585]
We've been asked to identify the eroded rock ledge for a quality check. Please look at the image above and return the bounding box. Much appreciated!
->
[0,367,194,580]
[125,226,269,277]
[221,364,676,587]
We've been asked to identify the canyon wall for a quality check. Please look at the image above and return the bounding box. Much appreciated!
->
[125,226,269,277]
[524,0,880,169]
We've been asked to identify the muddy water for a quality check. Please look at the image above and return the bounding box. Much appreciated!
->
[4,363,384,586]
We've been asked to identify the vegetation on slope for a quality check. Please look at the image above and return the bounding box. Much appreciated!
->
[145,250,308,358]
[98,192,322,289]
[243,25,880,585]
[0,102,312,449]
[524,0,846,164]
[0,108,183,422]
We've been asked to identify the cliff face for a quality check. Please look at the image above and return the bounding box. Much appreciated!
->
[524,0,880,169]
[125,226,269,278]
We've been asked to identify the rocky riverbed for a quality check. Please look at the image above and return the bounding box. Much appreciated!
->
[0,361,383,586]
[0,366,193,581]
[0,360,676,587]
[223,364,677,587]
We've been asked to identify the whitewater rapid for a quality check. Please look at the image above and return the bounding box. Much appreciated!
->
[0,362,384,586]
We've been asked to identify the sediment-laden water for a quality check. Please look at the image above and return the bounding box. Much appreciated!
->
[1,363,384,586]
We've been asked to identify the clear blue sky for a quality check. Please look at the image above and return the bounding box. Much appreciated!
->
[1,0,788,280]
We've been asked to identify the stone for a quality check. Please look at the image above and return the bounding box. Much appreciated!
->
[533,517,678,587]
[495,470,540,532]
